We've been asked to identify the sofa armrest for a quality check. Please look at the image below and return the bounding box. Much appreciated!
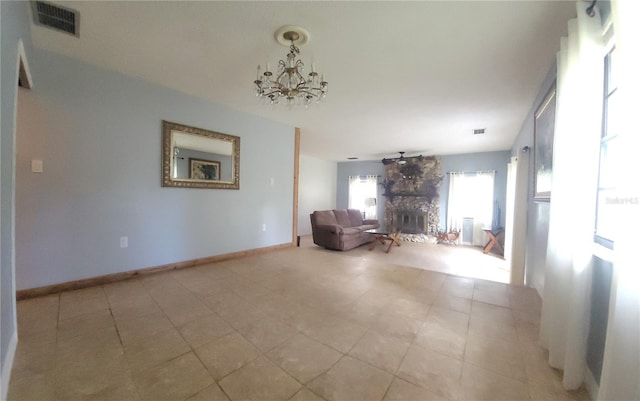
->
[363,219,379,226]
[315,224,343,234]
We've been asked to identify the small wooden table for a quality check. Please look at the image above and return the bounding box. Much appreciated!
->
[483,228,505,255]
[366,227,402,253]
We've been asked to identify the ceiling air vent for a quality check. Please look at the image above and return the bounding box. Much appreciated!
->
[31,1,79,37]
[473,128,486,135]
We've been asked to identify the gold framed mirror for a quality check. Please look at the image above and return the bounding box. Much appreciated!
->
[162,120,240,189]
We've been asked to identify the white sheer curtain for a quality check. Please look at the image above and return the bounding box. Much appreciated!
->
[447,172,465,232]
[598,0,640,399]
[472,172,495,246]
[447,171,495,246]
[348,175,378,220]
[539,1,604,390]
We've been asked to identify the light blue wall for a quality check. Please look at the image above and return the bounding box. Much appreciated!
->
[15,48,295,290]
[1,1,33,393]
[511,63,556,294]
[336,161,385,221]
[599,0,611,24]
[440,151,511,230]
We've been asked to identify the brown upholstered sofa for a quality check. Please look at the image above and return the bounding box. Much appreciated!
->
[310,209,379,251]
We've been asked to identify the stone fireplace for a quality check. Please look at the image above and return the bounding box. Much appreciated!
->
[382,156,442,235]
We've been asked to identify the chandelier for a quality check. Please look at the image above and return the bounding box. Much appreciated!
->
[254,27,328,106]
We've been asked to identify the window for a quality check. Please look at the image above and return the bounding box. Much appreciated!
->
[595,46,619,246]
[447,171,495,246]
[348,175,377,220]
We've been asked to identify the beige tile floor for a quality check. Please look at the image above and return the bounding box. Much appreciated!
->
[8,237,589,401]
[321,236,510,284]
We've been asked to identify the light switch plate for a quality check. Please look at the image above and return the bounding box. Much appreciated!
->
[31,159,43,173]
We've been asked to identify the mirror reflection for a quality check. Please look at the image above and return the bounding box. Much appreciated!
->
[162,121,240,189]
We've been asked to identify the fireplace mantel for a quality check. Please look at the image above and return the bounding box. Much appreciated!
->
[382,192,434,203]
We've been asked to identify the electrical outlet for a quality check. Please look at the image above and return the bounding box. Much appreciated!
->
[120,236,128,248]
[31,159,43,173]
[262,224,267,232]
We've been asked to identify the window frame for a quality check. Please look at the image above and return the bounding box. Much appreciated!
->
[594,31,617,249]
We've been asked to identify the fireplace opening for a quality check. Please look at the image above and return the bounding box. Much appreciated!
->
[392,209,429,234]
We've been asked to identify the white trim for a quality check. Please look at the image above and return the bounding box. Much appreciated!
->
[0,331,18,401]
[17,39,33,89]
[0,37,29,401]
[593,241,614,262]
[585,366,600,401]
[603,14,614,54]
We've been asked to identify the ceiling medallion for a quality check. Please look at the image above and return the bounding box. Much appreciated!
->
[254,26,328,106]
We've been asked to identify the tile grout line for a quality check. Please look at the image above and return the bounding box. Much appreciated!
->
[12,244,553,401]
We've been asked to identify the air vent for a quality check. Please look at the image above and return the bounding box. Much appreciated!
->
[473,128,486,135]
[31,1,79,37]
[347,157,359,160]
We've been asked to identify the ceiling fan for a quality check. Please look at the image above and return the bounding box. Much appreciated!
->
[381,151,423,165]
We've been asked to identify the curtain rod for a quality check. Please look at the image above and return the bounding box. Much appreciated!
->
[586,0,597,17]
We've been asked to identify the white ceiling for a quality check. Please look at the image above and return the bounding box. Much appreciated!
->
[29,1,576,162]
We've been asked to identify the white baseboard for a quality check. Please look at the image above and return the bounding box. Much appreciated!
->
[585,367,599,401]
[1,330,18,401]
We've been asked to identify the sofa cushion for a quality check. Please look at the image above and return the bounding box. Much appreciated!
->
[313,210,337,226]
[333,209,351,227]
[351,224,379,232]
[314,224,342,234]
[347,209,364,227]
